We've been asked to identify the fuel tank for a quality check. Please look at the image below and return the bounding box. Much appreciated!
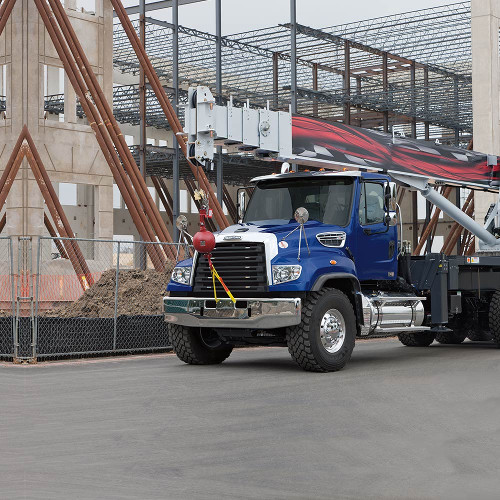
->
[360,292,426,336]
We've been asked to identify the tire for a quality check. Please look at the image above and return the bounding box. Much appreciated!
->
[286,288,356,372]
[489,291,500,345]
[467,330,492,342]
[397,331,435,347]
[448,314,490,342]
[435,331,467,345]
[168,323,233,365]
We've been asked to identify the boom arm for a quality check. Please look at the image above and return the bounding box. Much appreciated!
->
[391,173,500,250]
[185,86,500,249]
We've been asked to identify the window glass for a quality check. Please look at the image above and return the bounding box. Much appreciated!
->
[180,190,188,213]
[59,183,77,206]
[244,178,354,226]
[359,182,385,225]
[113,184,121,209]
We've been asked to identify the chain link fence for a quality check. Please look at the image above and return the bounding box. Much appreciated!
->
[0,236,189,362]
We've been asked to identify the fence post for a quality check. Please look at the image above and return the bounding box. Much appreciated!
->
[13,237,20,361]
[33,236,42,361]
[113,240,120,351]
[9,237,15,359]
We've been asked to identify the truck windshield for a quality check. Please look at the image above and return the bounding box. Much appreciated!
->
[244,177,354,226]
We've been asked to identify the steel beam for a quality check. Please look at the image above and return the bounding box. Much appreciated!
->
[290,0,297,115]
[272,52,279,109]
[215,0,223,207]
[382,52,389,132]
[312,63,318,117]
[113,0,207,17]
[172,0,180,239]
[343,40,351,125]
[410,61,417,138]
[139,0,146,179]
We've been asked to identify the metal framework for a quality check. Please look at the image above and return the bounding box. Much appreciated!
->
[113,2,472,144]
[128,145,279,185]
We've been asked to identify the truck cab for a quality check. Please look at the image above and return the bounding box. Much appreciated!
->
[165,170,428,372]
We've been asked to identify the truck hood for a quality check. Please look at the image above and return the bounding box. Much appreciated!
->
[219,220,329,239]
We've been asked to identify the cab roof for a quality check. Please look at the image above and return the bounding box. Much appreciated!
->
[250,170,388,183]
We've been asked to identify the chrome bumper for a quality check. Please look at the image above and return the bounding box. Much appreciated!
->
[164,297,302,329]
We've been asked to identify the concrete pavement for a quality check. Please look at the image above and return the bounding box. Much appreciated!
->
[1,339,500,499]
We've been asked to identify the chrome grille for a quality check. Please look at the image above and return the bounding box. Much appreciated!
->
[192,242,267,296]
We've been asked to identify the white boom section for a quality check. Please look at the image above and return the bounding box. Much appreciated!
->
[184,86,292,163]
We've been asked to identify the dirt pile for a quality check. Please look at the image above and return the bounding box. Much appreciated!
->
[45,267,174,318]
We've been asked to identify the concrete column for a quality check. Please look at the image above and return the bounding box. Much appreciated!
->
[65,73,77,124]
[5,167,44,237]
[4,0,44,238]
[94,184,113,240]
[471,0,500,233]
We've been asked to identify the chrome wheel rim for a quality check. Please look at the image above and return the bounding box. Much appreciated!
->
[319,308,346,354]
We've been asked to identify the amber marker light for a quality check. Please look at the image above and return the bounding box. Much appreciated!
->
[330,260,337,265]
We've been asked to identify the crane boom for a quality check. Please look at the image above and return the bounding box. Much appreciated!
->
[185,86,500,249]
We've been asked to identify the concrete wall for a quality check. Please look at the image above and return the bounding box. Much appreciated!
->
[471,0,500,239]
[0,0,114,239]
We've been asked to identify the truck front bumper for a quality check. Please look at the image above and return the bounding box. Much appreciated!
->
[164,297,302,329]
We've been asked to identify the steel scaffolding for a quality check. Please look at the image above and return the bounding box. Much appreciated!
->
[113,1,472,144]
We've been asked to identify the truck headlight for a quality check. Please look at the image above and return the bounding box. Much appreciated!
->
[272,265,302,284]
[171,266,192,285]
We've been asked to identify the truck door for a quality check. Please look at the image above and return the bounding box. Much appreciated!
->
[356,181,397,281]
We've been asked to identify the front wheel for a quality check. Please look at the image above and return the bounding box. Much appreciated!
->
[286,288,356,372]
[168,324,233,365]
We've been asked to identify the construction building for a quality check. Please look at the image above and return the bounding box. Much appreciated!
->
[0,0,497,256]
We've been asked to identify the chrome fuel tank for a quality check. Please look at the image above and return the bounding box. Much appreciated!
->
[360,292,426,336]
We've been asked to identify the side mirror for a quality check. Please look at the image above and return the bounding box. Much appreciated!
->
[237,189,246,221]
[387,182,397,211]
[387,211,398,226]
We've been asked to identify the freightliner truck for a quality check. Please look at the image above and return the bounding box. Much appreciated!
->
[164,87,500,372]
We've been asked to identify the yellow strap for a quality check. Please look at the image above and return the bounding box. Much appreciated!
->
[211,266,218,303]
[211,266,236,303]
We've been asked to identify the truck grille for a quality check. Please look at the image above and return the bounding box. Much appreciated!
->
[192,242,268,297]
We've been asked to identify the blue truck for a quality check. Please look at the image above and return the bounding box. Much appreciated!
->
[164,169,500,372]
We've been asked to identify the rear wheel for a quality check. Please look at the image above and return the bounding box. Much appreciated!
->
[397,331,435,347]
[435,330,467,345]
[489,291,500,345]
[168,324,233,365]
[286,288,356,372]
[448,314,489,342]
[467,330,492,342]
